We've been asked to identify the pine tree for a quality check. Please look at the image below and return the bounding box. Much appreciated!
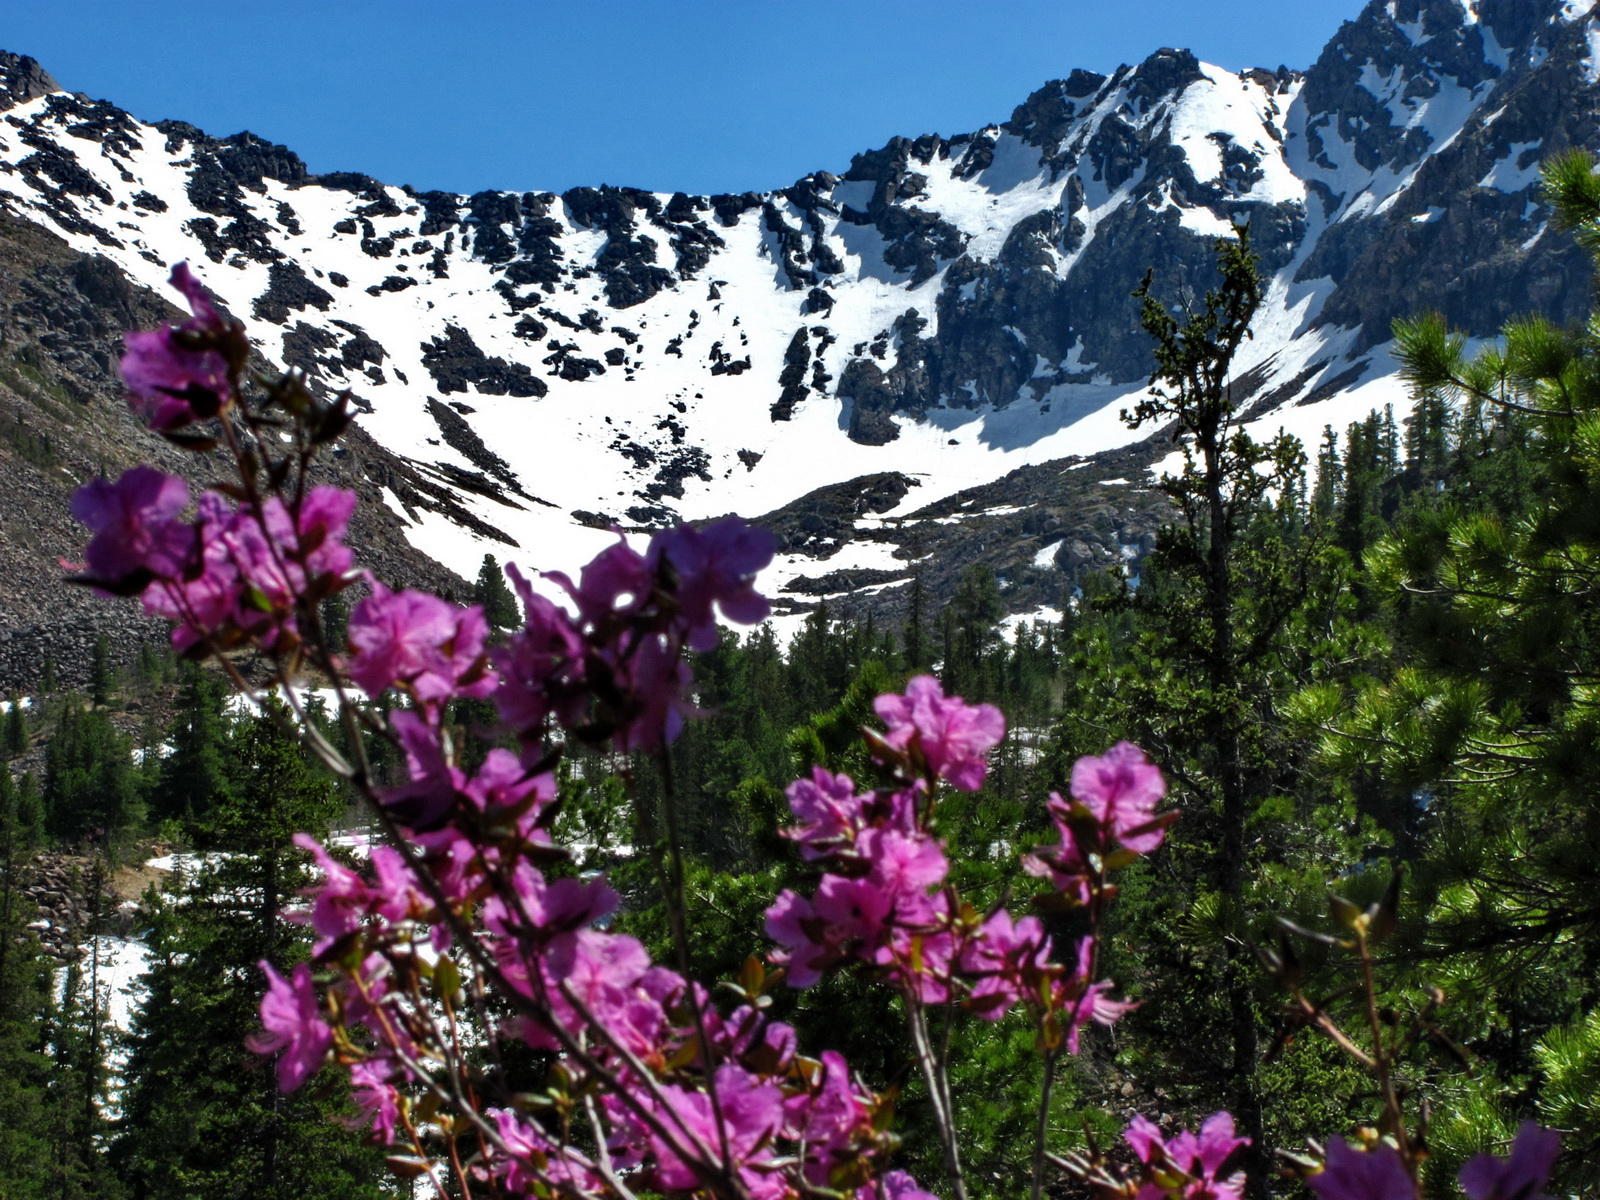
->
[3,696,27,759]
[89,637,112,708]
[1311,425,1341,519]
[115,703,385,1199]
[474,552,520,630]
[44,704,140,846]
[1096,229,1338,1190]
[14,772,44,850]
[152,663,236,830]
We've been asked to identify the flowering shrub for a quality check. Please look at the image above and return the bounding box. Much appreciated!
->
[73,263,1562,1199]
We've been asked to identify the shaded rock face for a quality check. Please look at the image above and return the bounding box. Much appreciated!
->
[1304,1,1600,345]
[0,214,468,692]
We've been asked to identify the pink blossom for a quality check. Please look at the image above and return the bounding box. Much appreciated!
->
[1061,937,1137,1052]
[291,486,358,581]
[861,827,949,897]
[765,889,838,987]
[814,874,896,946]
[787,1050,875,1181]
[607,631,694,750]
[1308,1138,1414,1200]
[873,675,1005,791]
[491,568,589,736]
[488,1107,602,1193]
[959,909,1053,1019]
[347,583,491,702]
[784,767,872,859]
[549,536,652,625]
[858,1171,940,1200]
[379,710,464,830]
[538,929,677,1057]
[1459,1122,1560,1200]
[120,262,236,429]
[248,961,331,1092]
[1127,1112,1250,1200]
[293,833,375,943]
[348,1060,402,1143]
[483,860,619,943]
[70,467,192,590]
[649,516,775,650]
[1067,741,1168,852]
[637,1064,787,1200]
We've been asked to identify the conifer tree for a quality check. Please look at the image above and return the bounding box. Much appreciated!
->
[116,702,385,1199]
[44,704,140,846]
[89,636,112,708]
[1076,229,1339,1189]
[474,552,520,630]
[151,662,234,829]
[3,696,27,759]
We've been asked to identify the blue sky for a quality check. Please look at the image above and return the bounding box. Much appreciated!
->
[6,1,1366,196]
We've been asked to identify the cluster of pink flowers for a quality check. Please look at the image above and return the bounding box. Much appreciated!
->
[259,787,930,1197]
[72,464,357,656]
[766,684,1146,1051]
[78,262,1571,1200]
[1300,1123,1561,1200]
[492,516,773,754]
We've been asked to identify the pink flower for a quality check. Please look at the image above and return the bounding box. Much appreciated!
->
[960,909,1053,1019]
[1067,741,1168,852]
[649,516,775,650]
[861,827,949,897]
[859,1171,940,1200]
[492,566,589,735]
[874,675,1004,791]
[607,631,694,750]
[70,467,192,591]
[121,262,236,430]
[1459,1122,1560,1200]
[638,1064,787,1200]
[248,961,331,1092]
[784,767,871,859]
[1127,1112,1250,1200]
[347,583,491,703]
[348,1059,403,1143]
[765,889,838,987]
[488,1107,601,1193]
[483,860,618,943]
[1060,938,1136,1052]
[549,536,652,625]
[787,1050,875,1181]
[293,833,375,943]
[291,486,358,581]
[379,710,464,830]
[1308,1138,1414,1200]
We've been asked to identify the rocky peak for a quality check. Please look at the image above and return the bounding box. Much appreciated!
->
[0,51,58,113]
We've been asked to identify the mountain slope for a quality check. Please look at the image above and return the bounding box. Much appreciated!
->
[1,0,1597,643]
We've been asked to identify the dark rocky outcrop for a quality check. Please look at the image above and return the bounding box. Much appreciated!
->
[420,324,547,398]
[252,259,334,324]
[0,51,57,112]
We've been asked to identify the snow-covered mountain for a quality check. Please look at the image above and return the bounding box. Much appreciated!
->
[2,0,1598,638]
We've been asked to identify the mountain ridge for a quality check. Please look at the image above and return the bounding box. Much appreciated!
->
[1,0,1597,652]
